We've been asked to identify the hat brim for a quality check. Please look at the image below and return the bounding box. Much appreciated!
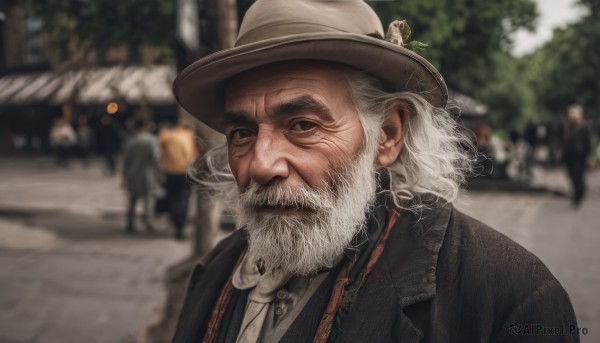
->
[173,32,447,133]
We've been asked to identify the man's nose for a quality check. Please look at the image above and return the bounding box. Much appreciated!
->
[248,130,290,185]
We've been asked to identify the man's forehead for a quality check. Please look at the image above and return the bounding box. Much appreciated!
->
[223,61,361,125]
[225,61,351,97]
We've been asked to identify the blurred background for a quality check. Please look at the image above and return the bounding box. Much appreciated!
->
[0,0,598,342]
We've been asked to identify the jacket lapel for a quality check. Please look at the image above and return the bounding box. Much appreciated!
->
[389,202,451,308]
[336,200,452,343]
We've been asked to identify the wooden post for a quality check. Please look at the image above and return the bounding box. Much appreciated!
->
[191,0,238,257]
[142,2,239,342]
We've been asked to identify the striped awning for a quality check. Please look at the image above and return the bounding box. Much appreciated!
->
[0,65,486,117]
[0,65,177,106]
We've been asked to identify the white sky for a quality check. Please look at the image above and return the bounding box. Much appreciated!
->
[511,0,587,56]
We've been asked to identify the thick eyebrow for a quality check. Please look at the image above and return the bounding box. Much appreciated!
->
[223,95,335,127]
[271,95,334,123]
[224,110,256,128]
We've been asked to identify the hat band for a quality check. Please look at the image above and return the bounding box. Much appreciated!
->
[236,22,383,47]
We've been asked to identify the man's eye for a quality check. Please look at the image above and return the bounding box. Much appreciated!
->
[290,121,317,132]
[230,129,254,141]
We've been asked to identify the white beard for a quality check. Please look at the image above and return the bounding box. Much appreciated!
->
[235,144,378,276]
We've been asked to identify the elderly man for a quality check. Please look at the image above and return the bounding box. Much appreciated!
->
[172,1,578,342]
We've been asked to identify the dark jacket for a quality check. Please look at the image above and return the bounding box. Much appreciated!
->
[173,202,578,343]
[563,121,592,164]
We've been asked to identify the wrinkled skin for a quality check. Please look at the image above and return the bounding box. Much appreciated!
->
[224,62,366,206]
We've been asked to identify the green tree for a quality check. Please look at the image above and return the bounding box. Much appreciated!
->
[371,0,537,95]
[528,0,600,120]
[20,0,175,63]
[479,51,538,128]
[370,0,539,130]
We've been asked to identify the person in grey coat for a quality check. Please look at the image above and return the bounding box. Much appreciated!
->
[171,1,579,342]
[122,119,161,233]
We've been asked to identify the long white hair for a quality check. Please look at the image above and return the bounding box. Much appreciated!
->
[343,69,475,209]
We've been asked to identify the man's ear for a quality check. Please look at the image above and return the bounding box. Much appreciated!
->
[376,102,407,167]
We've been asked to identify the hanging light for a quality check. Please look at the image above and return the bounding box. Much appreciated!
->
[106,102,119,115]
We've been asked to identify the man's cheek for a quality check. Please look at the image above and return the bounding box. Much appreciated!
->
[321,155,356,193]
[229,156,250,190]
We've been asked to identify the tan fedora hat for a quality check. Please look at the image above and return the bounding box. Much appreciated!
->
[173,0,448,133]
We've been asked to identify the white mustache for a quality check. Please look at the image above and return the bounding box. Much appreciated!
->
[240,182,335,213]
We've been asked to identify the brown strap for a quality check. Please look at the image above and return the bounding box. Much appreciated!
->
[362,210,399,286]
[313,210,399,343]
[203,250,246,343]
[312,262,352,343]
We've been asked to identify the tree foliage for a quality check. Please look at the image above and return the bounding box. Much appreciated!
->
[525,0,600,120]
[370,0,538,129]
[19,0,175,64]
[371,0,600,126]
[371,0,536,94]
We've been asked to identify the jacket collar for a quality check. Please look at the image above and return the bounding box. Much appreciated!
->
[335,194,453,343]
[384,195,452,308]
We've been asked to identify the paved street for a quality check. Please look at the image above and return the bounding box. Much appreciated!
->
[0,157,598,342]
[0,158,191,343]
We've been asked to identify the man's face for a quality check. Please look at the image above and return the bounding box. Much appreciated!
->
[224,62,378,275]
[224,61,365,197]
[568,109,582,124]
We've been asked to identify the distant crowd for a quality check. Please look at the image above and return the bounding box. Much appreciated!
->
[36,103,600,233]
[49,112,199,239]
[469,105,596,206]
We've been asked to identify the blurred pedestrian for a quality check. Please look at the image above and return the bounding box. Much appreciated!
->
[122,119,161,233]
[506,129,532,183]
[49,118,77,167]
[524,120,538,149]
[98,114,123,176]
[563,104,592,207]
[159,119,197,239]
[76,116,95,167]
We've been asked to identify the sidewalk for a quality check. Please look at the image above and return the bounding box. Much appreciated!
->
[0,157,191,343]
[0,157,127,216]
[467,164,572,195]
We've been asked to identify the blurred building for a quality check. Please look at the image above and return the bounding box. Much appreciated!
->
[0,2,49,74]
[447,90,489,143]
[0,2,178,156]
